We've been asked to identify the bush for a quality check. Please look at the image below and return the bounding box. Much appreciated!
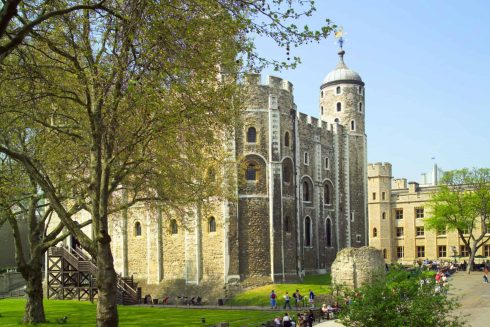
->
[339,267,465,327]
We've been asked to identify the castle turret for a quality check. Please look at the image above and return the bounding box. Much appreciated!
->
[320,49,365,135]
[319,46,368,249]
[368,162,393,261]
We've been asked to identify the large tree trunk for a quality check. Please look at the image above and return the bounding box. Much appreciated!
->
[22,265,46,324]
[96,238,119,327]
[467,244,477,274]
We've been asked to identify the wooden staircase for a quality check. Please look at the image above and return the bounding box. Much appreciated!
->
[47,246,139,305]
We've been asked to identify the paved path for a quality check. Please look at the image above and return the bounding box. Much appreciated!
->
[449,271,490,327]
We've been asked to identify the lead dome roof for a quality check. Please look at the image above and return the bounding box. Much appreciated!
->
[323,50,362,85]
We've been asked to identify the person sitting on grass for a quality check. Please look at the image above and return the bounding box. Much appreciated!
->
[282,312,292,327]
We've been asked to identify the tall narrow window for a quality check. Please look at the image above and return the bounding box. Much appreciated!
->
[325,157,330,170]
[303,181,310,202]
[284,132,290,147]
[358,86,363,95]
[336,102,341,112]
[246,163,257,181]
[284,216,291,233]
[304,152,309,165]
[208,217,216,233]
[382,212,386,220]
[382,192,386,200]
[283,164,291,183]
[305,217,311,247]
[350,120,355,131]
[321,106,324,115]
[324,184,331,205]
[246,127,257,143]
[326,219,332,247]
[321,91,324,98]
[135,221,142,236]
[336,86,341,94]
[170,219,178,234]
[373,228,378,237]
[359,102,363,113]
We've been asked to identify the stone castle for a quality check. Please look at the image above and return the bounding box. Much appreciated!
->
[104,48,369,291]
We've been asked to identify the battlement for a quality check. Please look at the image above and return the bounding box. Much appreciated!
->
[368,162,392,177]
[244,73,293,93]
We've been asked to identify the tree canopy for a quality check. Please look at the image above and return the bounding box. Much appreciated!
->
[426,168,490,272]
[0,1,336,325]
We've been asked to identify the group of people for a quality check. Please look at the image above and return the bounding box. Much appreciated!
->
[321,302,340,320]
[272,310,315,327]
[270,289,315,310]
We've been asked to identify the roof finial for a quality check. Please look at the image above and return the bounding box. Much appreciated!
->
[335,26,345,50]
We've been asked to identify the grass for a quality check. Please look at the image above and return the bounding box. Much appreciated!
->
[230,274,331,307]
[0,299,279,326]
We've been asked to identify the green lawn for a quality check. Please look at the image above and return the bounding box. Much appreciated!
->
[0,299,279,326]
[230,274,331,307]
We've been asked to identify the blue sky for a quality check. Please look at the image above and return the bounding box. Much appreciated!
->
[256,0,490,182]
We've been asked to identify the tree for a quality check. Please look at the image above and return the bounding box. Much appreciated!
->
[339,267,464,327]
[0,1,335,326]
[0,145,91,323]
[426,168,490,273]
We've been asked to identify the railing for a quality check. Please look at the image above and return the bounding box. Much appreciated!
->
[49,246,138,304]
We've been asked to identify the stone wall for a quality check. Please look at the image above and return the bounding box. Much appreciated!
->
[331,246,385,289]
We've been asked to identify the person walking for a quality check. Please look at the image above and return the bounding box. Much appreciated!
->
[293,289,302,309]
[283,291,292,310]
[270,290,277,309]
[483,266,489,283]
[308,289,315,308]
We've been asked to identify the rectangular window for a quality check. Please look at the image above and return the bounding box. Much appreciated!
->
[417,246,425,258]
[372,192,376,200]
[350,211,355,222]
[381,192,386,200]
[438,245,447,258]
[325,157,329,170]
[397,246,404,258]
[437,228,447,236]
[396,227,404,237]
[415,207,424,218]
[484,245,490,257]
[383,249,387,259]
[395,208,403,219]
[460,245,469,257]
[356,234,361,243]
[416,226,425,236]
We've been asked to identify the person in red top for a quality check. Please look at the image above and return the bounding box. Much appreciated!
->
[483,266,488,283]
[435,271,442,284]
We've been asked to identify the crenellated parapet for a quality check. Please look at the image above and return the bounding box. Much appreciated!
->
[244,73,293,93]
[368,162,392,178]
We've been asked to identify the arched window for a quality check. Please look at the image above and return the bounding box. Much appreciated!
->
[336,102,341,112]
[324,183,331,205]
[382,212,386,220]
[373,228,378,237]
[359,102,363,113]
[246,127,257,143]
[246,163,257,181]
[358,86,363,95]
[303,181,310,202]
[305,217,312,247]
[284,132,290,147]
[326,218,332,247]
[336,86,341,95]
[350,120,355,131]
[208,217,216,233]
[170,219,178,234]
[135,221,142,236]
[284,216,291,233]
